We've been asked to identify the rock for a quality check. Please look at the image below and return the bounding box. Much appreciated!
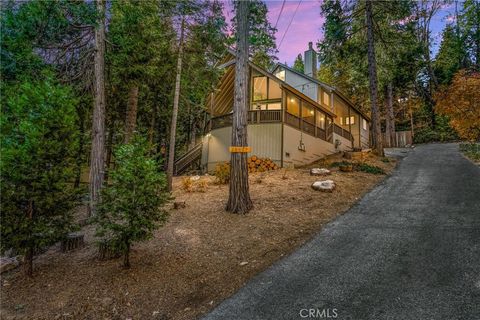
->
[310,168,331,176]
[311,180,336,192]
[0,256,20,274]
[239,261,248,266]
[191,175,200,181]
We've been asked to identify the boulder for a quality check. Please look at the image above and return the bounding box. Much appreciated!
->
[310,168,331,176]
[0,256,20,274]
[311,180,336,192]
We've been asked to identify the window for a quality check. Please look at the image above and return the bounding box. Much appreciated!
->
[323,91,330,106]
[345,116,355,125]
[253,76,267,101]
[362,118,368,130]
[302,102,315,124]
[316,111,326,129]
[286,94,300,117]
[267,103,281,110]
[340,117,343,125]
[275,69,285,81]
[268,80,282,99]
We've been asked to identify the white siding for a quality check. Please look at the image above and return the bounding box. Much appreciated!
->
[284,69,317,101]
[207,123,282,172]
[282,125,336,167]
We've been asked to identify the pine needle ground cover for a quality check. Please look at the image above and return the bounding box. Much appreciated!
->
[1,153,395,320]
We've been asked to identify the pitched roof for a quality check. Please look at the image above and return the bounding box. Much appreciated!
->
[273,63,371,121]
[206,50,336,118]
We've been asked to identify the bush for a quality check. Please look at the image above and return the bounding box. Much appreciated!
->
[181,176,208,192]
[460,143,480,162]
[181,177,193,192]
[214,162,230,184]
[329,161,352,167]
[0,78,79,276]
[94,138,169,268]
[355,163,385,175]
[414,116,458,144]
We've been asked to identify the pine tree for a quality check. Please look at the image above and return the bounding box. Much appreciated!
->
[230,0,278,69]
[108,0,171,143]
[293,54,304,73]
[95,138,169,268]
[89,0,106,215]
[1,76,78,276]
[434,25,467,85]
[226,0,253,214]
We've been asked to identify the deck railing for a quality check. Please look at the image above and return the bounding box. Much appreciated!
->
[333,124,353,141]
[211,110,282,130]
[210,111,353,143]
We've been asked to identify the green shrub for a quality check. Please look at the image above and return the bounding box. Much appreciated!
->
[414,116,458,144]
[460,143,480,162]
[355,163,385,174]
[329,161,352,168]
[94,138,169,268]
[214,162,230,184]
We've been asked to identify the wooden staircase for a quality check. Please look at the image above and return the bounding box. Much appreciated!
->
[174,142,203,175]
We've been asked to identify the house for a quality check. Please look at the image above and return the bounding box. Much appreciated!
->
[272,42,371,150]
[173,44,370,175]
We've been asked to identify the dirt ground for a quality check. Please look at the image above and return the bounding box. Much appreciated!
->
[1,153,396,320]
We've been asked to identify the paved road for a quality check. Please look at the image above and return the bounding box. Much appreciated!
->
[203,144,480,320]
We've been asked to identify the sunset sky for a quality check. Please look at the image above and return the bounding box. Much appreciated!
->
[223,0,457,65]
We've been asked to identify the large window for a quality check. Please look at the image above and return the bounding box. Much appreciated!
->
[286,94,300,117]
[323,91,330,106]
[268,80,282,99]
[316,111,326,129]
[253,76,267,101]
[302,102,315,124]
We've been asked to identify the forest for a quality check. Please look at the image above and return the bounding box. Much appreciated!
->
[1,0,479,276]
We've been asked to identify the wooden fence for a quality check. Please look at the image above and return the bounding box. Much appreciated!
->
[383,130,413,147]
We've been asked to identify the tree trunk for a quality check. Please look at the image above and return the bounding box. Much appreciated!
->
[385,83,395,147]
[190,117,197,150]
[104,119,115,182]
[166,18,185,191]
[124,86,139,143]
[149,104,157,148]
[24,200,34,277]
[226,0,253,214]
[88,0,106,216]
[24,246,33,277]
[123,240,130,268]
[74,109,85,188]
[365,0,383,156]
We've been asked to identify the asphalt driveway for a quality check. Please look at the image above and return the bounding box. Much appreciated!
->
[203,143,480,320]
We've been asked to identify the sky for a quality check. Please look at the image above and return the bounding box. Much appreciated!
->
[223,0,457,65]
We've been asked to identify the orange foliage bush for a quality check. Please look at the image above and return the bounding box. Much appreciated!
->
[435,70,480,141]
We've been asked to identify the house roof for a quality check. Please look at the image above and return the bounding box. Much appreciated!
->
[273,63,371,121]
[206,50,336,118]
